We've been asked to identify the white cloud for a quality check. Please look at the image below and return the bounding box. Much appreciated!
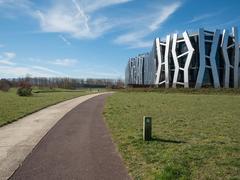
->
[0,50,68,77]
[81,71,122,79]
[115,31,153,48]
[50,58,78,67]
[73,66,123,79]
[0,66,35,77]
[4,52,16,59]
[188,11,222,24]
[33,0,132,39]
[0,0,32,17]
[0,0,132,39]
[0,0,31,7]
[82,0,133,13]
[114,1,181,48]
[59,35,71,45]
[0,65,65,78]
[149,2,181,31]
[0,0,181,49]
[0,51,16,65]
[0,50,66,78]
[0,60,15,65]
[31,65,64,75]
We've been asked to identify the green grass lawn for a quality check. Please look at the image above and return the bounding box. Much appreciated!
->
[104,91,240,179]
[0,88,94,126]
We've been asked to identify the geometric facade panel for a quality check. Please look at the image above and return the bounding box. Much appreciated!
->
[125,27,240,88]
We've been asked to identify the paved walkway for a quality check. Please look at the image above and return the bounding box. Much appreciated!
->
[9,94,131,180]
[0,92,111,180]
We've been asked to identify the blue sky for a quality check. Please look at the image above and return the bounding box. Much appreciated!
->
[0,0,239,79]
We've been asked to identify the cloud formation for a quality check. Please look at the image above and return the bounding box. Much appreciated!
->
[188,11,222,23]
[0,0,184,78]
[33,0,132,39]
[59,35,71,46]
[0,0,182,48]
[0,50,67,77]
[114,1,181,48]
[0,52,16,65]
[0,65,65,78]
[50,58,78,67]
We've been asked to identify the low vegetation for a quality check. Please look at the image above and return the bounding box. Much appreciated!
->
[17,81,32,96]
[104,91,240,179]
[0,88,94,126]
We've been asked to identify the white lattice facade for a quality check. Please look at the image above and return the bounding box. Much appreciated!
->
[125,27,240,88]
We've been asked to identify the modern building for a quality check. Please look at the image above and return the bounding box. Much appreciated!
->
[125,27,240,88]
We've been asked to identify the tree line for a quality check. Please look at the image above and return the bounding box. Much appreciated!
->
[0,77,124,91]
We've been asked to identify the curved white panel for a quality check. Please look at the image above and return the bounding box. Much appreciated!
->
[155,35,171,88]
[221,29,231,88]
[171,32,194,88]
[155,38,162,85]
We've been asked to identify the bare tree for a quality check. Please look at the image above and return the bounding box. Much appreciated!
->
[0,79,11,92]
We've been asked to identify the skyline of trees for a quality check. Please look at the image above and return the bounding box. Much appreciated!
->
[0,77,125,90]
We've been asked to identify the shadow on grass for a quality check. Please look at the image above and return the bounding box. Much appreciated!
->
[151,137,186,144]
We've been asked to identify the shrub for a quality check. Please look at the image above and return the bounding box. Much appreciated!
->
[17,81,32,96]
[0,79,11,92]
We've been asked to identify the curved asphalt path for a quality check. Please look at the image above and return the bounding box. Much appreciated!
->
[10,94,131,180]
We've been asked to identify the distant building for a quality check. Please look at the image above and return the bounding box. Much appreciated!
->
[125,27,240,88]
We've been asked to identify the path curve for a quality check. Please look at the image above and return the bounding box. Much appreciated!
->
[9,94,131,180]
[0,92,111,180]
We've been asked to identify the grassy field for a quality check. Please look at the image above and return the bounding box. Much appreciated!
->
[0,88,95,126]
[104,91,240,179]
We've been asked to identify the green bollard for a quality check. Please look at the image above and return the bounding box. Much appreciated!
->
[143,116,152,141]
